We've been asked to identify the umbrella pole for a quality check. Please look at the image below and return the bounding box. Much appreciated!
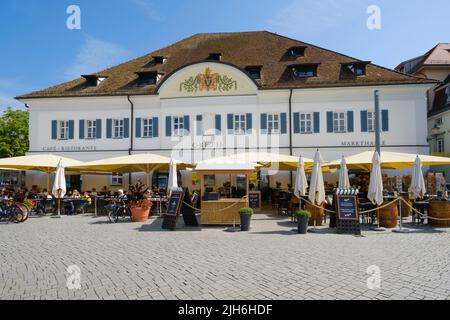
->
[57,188,62,217]
[393,197,410,233]
[47,173,50,191]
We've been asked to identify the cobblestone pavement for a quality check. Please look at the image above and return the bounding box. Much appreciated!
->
[1,213,450,300]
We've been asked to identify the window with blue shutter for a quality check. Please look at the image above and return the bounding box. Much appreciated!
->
[68,120,75,140]
[313,112,320,133]
[124,118,130,138]
[382,110,389,132]
[260,113,268,134]
[281,113,287,134]
[347,111,354,132]
[215,114,221,134]
[361,110,368,132]
[96,119,102,139]
[79,120,85,139]
[327,112,333,133]
[106,119,112,138]
[227,114,234,134]
[135,118,142,138]
[51,120,57,140]
[246,113,252,133]
[152,117,159,137]
[196,115,203,136]
[294,113,300,134]
[184,115,190,135]
[166,116,172,137]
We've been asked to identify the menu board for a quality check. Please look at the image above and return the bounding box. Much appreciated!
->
[162,191,184,231]
[336,195,358,221]
[248,191,261,209]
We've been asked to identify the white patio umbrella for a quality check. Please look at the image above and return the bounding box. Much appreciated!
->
[295,156,308,197]
[367,151,384,206]
[52,159,66,217]
[168,158,178,191]
[409,155,426,198]
[338,156,351,189]
[308,150,325,206]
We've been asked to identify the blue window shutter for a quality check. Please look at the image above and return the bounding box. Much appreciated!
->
[124,118,130,138]
[382,110,389,132]
[347,111,354,132]
[79,120,85,139]
[68,120,75,140]
[106,119,112,138]
[327,112,333,133]
[246,113,252,133]
[293,112,300,134]
[152,117,159,137]
[313,112,320,133]
[281,113,287,134]
[361,110,368,132]
[196,115,203,136]
[51,120,57,140]
[215,114,221,134]
[96,119,102,139]
[227,114,234,134]
[184,115,190,135]
[260,113,267,134]
[166,116,172,137]
[135,118,141,138]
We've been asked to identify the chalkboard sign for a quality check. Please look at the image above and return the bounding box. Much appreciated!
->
[248,191,261,209]
[162,190,184,231]
[336,195,359,221]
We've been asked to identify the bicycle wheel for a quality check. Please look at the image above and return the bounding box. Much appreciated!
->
[20,205,31,222]
[108,207,119,223]
[9,205,25,223]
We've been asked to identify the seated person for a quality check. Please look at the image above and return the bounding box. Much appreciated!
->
[72,189,82,199]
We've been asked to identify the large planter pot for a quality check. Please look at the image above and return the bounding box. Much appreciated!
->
[297,217,309,234]
[131,207,150,222]
[240,214,252,231]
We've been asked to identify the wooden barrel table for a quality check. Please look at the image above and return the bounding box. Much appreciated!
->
[305,203,324,226]
[377,202,398,228]
[429,200,450,227]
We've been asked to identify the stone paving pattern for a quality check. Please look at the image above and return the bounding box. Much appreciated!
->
[1,214,450,300]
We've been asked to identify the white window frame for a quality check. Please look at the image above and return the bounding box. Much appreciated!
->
[300,113,313,134]
[58,120,69,140]
[367,111,376,132]
[86,119,97,139]
[333,112,347,133]
[437,138,445,153]
[234,114,247,135]
[113,119,124,139]
[267,113,280,134]
[111,173,123,186]
[173,116,185,137]
[142,118,154,138]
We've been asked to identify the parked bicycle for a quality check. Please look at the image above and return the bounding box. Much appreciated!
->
[0,199,28,223]
[107,198,131,223]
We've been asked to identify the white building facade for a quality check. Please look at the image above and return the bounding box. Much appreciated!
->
[17,32,435,191]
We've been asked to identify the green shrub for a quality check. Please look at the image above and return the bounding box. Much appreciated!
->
[239,208,254,216]
[294,210,311,218]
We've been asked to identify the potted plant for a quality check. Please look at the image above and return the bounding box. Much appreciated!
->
[294,210,311,234]
[128,181,153,222]
[239,207,253,231]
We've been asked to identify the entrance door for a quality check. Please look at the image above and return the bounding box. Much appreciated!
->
[67,175,82,191]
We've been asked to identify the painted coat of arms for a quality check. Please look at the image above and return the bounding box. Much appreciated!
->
[179,68,238,93]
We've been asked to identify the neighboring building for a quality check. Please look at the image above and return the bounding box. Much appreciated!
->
[17,31,436,191]
[397,43,450,181]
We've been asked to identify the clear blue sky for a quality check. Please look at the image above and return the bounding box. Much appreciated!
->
[1,0,449,109]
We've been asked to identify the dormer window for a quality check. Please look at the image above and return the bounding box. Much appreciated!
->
[207,53,222,61]
[153,56,167,64]
[344,63,367,76]
[245,66,262,80]
[292,64,318,78]
[289,46,306,57]
[136,72,163,86]
[82,75,104,87]
[446,86,450,104]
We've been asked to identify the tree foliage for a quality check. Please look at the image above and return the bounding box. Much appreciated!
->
[0,107,29,158]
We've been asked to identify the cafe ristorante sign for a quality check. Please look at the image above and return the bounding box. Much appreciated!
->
[179,68,238,93]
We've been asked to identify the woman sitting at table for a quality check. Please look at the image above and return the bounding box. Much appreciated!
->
[72,189,81,199]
